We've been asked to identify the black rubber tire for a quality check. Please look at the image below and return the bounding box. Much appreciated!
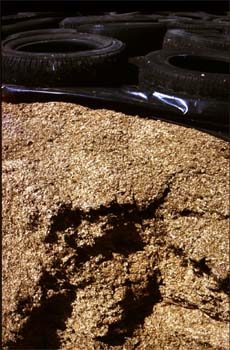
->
[139,49,230,100]
[76,22,166,56]
[2,12,73,25]
[60,13,161,28]
[2,13,42,25]
[2,32,126,87]
[155,11,213,20]
[212,16,230,33]
[159,17,225,31]
[2,28,78,45]
[158,16,196,24]
[163,29,230,52]
[169,12,213,20]
[17,11,75,18]
[2,17,64,39]
[213,16,230,25]
[103,11,150,17]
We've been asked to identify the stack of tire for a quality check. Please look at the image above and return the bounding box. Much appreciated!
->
[2,11,230,101]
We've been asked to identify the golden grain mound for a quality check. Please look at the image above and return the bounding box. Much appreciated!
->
[2,101,229,350]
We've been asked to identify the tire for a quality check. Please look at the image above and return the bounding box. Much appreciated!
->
[163,29,230,52]
[213,16,230,25]
[60,13,160,28]
[158,16,196,23]
[155,11,212,20]
[159,17,224,31]
[2,17,64,39]
[76,22,166,56]
[2,12,71,25]
[2,28,78,45]
[139,49,230,100]
[104,11,145,16]
[212,16,230,33]
[169,12,213,20]
[17,11,75,18]
[2,32,126,87]
[2,13,41,25]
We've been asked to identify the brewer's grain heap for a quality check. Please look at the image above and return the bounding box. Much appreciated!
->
[2,101,229,350]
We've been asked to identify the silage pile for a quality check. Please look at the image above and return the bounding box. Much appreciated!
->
[2,101,229,350]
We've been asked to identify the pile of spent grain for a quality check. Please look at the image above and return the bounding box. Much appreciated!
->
[2,101,229,350]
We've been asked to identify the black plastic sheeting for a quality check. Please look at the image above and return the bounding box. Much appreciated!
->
[2,83,229,141]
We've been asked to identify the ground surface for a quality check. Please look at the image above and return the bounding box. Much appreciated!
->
[2,101,229,350]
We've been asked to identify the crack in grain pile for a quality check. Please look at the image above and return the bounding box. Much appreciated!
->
[2,101,229,350]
